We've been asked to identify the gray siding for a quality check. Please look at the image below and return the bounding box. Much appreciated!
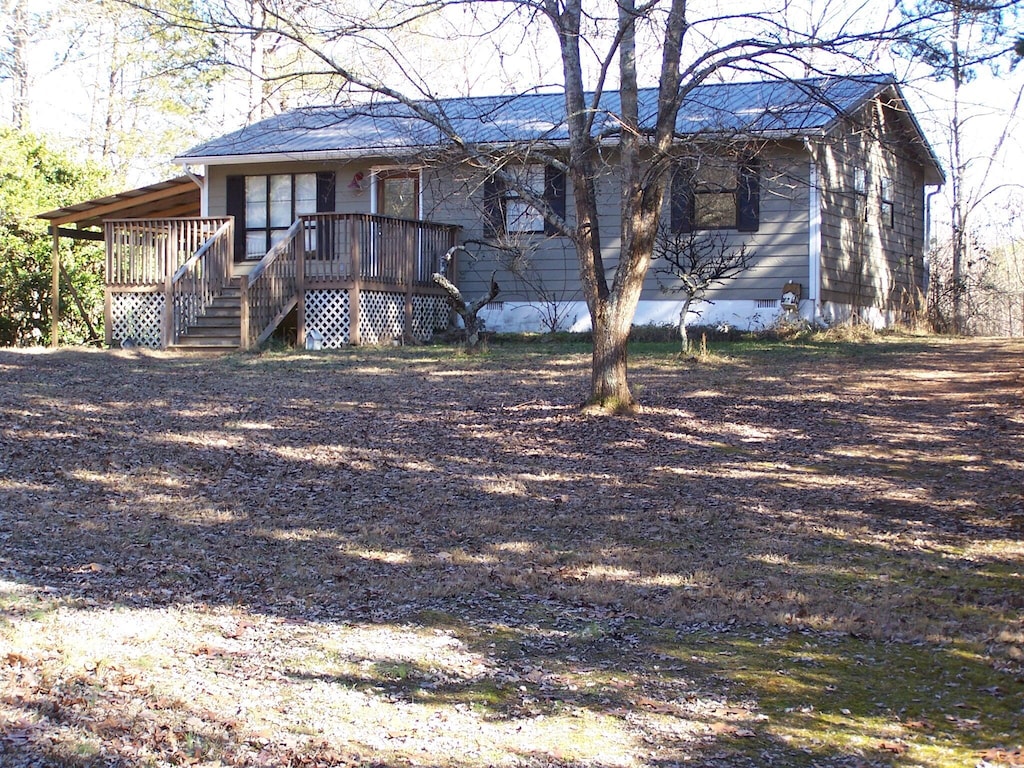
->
[206,160,372,217]
[422,162,586,305]
[646,150,811,304]
[424,150,813,307]
[816,100,927,314]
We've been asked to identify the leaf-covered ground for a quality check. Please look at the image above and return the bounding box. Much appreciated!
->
[1,337,1022,768]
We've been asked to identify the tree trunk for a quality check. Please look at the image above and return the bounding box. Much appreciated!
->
[678,298,692,353]
[588,302,635,412]
[8,1,29,129]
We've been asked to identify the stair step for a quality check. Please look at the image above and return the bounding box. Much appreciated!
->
[190,316,239,328]
[174,336,240,348]
[181,327,240,338]
[200,309,241,320]
[170,286,247,351]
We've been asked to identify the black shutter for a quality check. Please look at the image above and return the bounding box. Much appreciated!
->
[225,175,246,261]
[316,172,336,212]
[543,165,566,235]
[483,175,505,238]
[670,164,695,234]
[315,172,336,260]
[737,158,760,232]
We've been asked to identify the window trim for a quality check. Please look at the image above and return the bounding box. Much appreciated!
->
[374,169,421,220]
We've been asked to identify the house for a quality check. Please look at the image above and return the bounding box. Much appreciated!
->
[40,74,944,349]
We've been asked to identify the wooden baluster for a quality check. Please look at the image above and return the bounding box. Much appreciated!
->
[404,221,415,343]
[350,217,362,345]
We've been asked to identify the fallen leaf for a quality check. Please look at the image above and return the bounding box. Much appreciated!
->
[878,741,907,754]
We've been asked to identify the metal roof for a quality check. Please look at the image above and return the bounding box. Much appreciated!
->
[37,175,201,232]
[176,75,897,160]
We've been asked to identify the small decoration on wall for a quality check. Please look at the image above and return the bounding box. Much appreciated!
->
[781,282,802,311]
[348,171,366,194]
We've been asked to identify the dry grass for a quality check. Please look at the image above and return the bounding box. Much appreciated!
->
[1,337,1022,767]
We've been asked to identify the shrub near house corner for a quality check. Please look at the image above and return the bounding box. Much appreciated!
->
[0,128,107,346]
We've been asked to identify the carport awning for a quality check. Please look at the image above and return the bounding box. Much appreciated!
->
[36,175,202,238]
[36,175,203,347]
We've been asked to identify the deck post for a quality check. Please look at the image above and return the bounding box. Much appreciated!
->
[50,224,60,348]
[162,230,174,348]
[103,223,112,347]
[349,219,361,346]
[403,223,415,344]
[296,226,307,347]
[239,274,250,350]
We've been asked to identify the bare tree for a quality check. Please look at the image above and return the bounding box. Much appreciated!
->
[900,0,1022,334]
[431,246,500,351]
[0,0,41,129]
[653,226,754,352]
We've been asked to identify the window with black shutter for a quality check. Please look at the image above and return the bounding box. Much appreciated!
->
[483,164,566,237]
[671,157,760,233]
[225,172,336,261]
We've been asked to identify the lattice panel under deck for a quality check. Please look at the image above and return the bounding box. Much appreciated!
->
[410,295,450,342]
[111,292,165,348]
[304,289,351,348]
[359,291,404,345]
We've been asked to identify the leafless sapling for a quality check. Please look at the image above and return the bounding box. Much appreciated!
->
[432,245,499,351]
[653,226,754,352]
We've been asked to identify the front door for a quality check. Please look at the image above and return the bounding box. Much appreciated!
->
[374,171,420,281]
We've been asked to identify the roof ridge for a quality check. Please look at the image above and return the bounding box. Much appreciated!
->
[282,73,897,114]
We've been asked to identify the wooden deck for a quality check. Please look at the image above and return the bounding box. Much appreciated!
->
[104,214,461,349]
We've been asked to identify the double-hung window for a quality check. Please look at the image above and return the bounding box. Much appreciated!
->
[879,176,895,228]
[226,172,336,261]
[484,164,567,238]
[853,167,868,221]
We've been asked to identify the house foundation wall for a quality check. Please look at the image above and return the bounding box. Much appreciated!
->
[479,294,924,335]
[477,299,822,335]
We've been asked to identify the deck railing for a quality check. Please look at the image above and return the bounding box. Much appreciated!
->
[241,219,303,350]
[104,217,232,347]
[106,214,460,349]
[106,218,230,287]
[301,213,460,285]
[171,219,233,343]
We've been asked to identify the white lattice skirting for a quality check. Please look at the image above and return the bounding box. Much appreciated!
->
[304,289,450,347]
[111,292,164,348]
[410,295,450,342]
[304,289,352,348]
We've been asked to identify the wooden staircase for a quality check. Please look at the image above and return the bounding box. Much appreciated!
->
[170,283,243,351]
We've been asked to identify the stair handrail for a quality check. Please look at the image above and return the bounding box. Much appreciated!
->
[241,218,305,349]
[168,218,234,345]
[172,219,232,284]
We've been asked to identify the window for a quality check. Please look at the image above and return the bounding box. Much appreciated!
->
[505,165,547,233]
[376,171,419,219]
[853,167,868,221]
[226,172,335,261]
[879,176,894,228]
[671,157,760,233]
[484,164,566,237]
